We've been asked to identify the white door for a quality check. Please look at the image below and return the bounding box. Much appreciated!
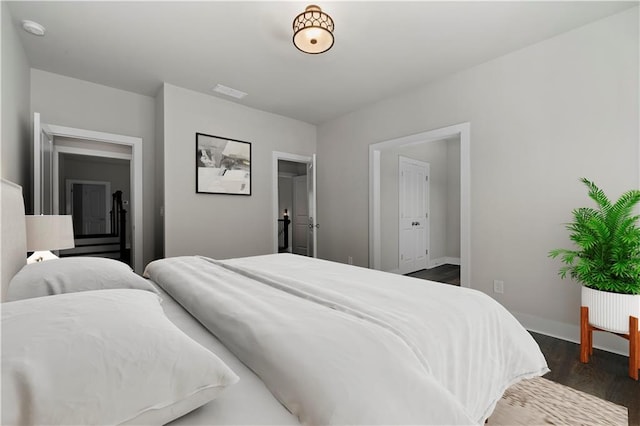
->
[33,112,54,214]
[66,180,111,236]
[292,175,309,255]
[398,156,429,274]
[81,184,108,234]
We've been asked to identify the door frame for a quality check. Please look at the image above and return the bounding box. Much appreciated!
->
[398,156,429,274]
[369,122,471,288]
[33,117,53,215]
[272,151,316,256]
[35,115,143,272]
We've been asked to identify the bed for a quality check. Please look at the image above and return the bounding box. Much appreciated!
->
[1,178,549,425]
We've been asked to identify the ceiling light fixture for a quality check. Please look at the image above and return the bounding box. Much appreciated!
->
[21,20,46,36]
[292,5,334,54]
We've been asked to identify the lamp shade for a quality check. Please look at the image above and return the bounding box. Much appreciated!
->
[25,215,75,251]
[293,5,334,54]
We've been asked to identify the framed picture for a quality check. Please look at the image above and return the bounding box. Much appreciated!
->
[196,133,251,195]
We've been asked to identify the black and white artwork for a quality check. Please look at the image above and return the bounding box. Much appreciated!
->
[196,133,251,195]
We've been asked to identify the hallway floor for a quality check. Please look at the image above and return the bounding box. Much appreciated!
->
[406,264,460,286]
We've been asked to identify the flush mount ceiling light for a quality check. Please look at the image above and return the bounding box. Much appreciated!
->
[21,20,46,36]
[292,5,334,54]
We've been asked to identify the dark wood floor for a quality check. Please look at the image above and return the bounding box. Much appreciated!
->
[406,264,460,285]
[406,266,639,425]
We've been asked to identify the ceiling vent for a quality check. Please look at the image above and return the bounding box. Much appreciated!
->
[213,84,248,99]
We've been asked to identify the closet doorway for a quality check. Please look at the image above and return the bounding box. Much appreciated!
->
[369,122,471,287]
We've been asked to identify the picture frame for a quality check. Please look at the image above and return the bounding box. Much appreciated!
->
[196,133,252,195]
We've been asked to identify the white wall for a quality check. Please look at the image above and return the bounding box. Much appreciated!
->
[1,3,31,206]
[317,8,638,352]
[30,69,157,267]
[381,139,461,271]
[446,139,461,258]
[162,83,316,259]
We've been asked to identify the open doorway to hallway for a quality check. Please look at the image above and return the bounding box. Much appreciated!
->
[58,153,132,264]
[33,112,144,272]
[272,152,317,257]
[277,160,308,255]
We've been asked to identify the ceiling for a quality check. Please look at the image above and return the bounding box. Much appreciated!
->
[7,1,637,125]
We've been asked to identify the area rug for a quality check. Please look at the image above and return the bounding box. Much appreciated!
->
[488,376,628,425]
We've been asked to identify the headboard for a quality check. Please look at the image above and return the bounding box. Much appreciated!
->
[1,179,27,302]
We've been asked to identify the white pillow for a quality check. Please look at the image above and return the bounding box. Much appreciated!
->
[8,257,159,301]
[1,289,239,425]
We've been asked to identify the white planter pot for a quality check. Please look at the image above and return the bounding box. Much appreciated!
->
[581,286,640,334]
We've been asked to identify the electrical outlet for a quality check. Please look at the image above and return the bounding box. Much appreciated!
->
[348,256,353,265]
[493,280,504,294]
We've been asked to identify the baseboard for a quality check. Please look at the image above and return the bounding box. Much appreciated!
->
[443,256,461,266]
[511,310,629,357]
[387,268,402,275]
[428,256,461,269]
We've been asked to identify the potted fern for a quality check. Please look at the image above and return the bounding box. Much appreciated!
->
[549,178,640,335]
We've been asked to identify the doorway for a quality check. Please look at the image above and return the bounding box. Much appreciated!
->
[369,122,471,287]
[58,153,132,264]
[272,152,317,257]
[33,112,143,272]
[60,151,132,238]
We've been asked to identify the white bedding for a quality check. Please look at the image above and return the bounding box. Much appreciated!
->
[145,254,549,425]
[153,282,299,425]
[7,257,158,301]
[1,290,240,425]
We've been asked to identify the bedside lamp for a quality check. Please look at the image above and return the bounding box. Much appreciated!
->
[26,215,75,263]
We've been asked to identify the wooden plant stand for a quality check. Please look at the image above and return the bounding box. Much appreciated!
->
[580,306,639,380]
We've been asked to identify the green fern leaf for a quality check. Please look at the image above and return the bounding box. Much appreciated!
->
[549,178,640,294]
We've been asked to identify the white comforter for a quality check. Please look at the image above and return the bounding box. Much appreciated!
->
[145,254,548,425]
